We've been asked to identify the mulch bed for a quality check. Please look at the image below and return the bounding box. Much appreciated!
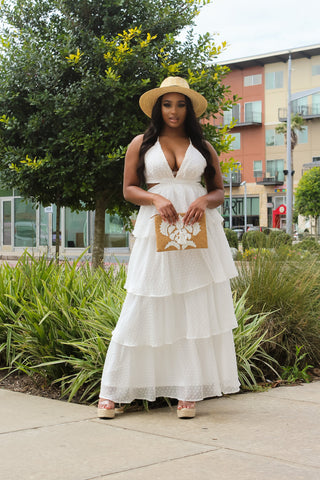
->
[1,369,319,406]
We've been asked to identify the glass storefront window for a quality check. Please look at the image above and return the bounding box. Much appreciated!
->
[39,205,50,246]
[104,213,129,248]
[65,208,88,248]
[14,198,37,247]
[3,201,12,245]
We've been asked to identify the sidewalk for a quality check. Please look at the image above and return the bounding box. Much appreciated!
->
[0,382,319,480]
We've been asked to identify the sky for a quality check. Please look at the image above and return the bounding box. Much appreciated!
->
[193,0,320,61]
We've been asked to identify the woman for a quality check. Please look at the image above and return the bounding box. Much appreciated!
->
[98,77,240,419]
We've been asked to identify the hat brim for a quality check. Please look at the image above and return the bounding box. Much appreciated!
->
[139,85,207,118]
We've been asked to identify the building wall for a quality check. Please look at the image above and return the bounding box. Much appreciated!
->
[221,48,320,230]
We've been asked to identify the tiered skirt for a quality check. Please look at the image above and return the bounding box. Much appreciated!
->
[100,183,240,403]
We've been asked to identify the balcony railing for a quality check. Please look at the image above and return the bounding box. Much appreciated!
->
[224,170,242,187]
[302,161,320,174]
[255,171,284,186]
[222,113,262,128]
[278,105,320,121]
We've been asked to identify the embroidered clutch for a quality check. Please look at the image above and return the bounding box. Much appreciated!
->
[154,213,208,252]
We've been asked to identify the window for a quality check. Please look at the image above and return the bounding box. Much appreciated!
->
[230,132,240,150]
[292,97,308,116]
[104,213,129,248]
[312,93,320,115]
[14,198,37,247]
[245,101,262,123]
[65,209,88,248]
[39,205,49,246]
[297,126,308,144]
[266,129,284,146]
[266,71,283,89]
[223,104,240,125]
[313,156,320,162]
[244,74,262,87]
[312,64,320,76]
[266,159,284,181]
[253,160,262,178]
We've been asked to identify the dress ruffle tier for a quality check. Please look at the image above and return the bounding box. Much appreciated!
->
[100,141,240,403]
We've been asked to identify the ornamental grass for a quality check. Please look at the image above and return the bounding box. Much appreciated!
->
[0,250,318,403]
[232,247,320,368]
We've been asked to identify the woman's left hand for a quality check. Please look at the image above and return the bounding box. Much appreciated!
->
[183,196,209,225]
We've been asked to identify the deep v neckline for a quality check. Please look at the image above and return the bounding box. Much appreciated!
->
[157,138,191,178]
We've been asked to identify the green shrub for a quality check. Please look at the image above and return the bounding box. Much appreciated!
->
[224,228,238,249]
[232,248,320,368]
[265,230,292,248]
[1,250,318,404]
[0,252,126,402]
[233,290,279,388]
[293,236,320,254]
[242,230,266,250]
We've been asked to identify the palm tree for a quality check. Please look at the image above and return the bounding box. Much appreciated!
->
[276,113,305,176]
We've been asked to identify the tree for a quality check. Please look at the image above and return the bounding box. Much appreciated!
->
[275,113,305,173]
[295,167,320,236]
[0,0,236,266]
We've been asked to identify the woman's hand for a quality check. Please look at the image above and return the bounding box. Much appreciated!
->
[152,194,179,224]
[183,195,209,225]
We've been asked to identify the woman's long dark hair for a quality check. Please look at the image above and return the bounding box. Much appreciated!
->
[137,95,215,185]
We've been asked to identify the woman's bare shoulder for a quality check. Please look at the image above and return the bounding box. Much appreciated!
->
[128,134,144,151]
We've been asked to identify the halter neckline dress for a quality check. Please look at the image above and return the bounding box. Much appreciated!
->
[100,139,240,403]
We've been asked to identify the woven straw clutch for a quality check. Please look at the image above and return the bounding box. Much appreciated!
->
[154,213,208,252]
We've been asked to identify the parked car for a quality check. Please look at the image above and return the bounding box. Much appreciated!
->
[232,226,245,240]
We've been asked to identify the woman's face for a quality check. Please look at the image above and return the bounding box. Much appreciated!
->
[161,93,187,129]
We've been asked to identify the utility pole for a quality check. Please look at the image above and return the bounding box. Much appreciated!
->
[241,181,247,232]
[286,54,293,235]
[229,170,232,229]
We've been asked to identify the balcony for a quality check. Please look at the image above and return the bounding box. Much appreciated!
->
[302,160,320,174]
[224,170,242,187]
[278,105,320,121]
[255,171,284,186]
[223,113,262,128]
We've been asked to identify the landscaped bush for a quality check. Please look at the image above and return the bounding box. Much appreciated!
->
[224,228,238,249]
[293,236,320,254]
[0,252,282,402]
[1,250,318,404]
[265,230,292,248]
[0,253,126,402]
[232,247,320,369]
[242,230,266,250]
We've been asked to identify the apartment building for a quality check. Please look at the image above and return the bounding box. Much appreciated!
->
[216,44,320,231]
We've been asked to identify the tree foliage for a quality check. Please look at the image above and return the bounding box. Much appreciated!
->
[0,0,236,265]
[275,113,305,152]
[295,167,320,234]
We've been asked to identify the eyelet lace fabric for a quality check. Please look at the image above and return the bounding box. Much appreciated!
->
[100,141,240,403]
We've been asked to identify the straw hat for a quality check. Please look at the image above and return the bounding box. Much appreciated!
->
[139,76,207,118]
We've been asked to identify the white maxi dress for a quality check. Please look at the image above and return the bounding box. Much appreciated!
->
[100,139,240,403]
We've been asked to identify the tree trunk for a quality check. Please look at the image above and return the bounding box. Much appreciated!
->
[92,194,108,269]
[55,202,61,260]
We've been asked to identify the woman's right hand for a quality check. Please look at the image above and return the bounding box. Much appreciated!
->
[151,194,178,224]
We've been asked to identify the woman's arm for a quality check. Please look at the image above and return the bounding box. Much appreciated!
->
[183,142,224,225]
[123,135,178,223]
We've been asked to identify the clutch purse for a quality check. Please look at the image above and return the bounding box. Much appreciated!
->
[154,213,208,252]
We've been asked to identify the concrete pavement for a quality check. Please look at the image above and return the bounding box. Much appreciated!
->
[0,382,319,480]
